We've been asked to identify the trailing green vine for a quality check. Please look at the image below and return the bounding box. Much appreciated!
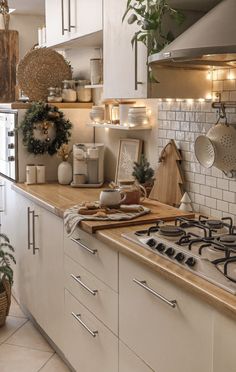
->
[20,102,72,156]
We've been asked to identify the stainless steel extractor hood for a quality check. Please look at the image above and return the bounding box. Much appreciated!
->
[149,0,236,69]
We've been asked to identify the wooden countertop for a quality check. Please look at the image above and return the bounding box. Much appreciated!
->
[12,182,236,317]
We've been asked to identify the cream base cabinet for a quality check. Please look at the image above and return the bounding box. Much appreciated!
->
[119,341,154,372]
[119,254,214,372]
[213,311,236,372]
[103,0,147,99]
[13,192,64,350]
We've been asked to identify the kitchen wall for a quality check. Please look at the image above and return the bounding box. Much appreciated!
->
[0,14,44,58]
[95,68,236,221]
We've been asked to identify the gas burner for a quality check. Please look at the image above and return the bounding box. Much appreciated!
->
[158,225,185,237]
[217,235,236,247]
[204,220,224,229]
[199,215,234,234]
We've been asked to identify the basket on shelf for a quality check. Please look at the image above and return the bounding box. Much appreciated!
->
[0,277,11,327]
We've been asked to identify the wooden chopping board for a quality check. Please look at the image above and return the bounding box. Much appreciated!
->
[0,30,19,103]
[80,199,194,233]
[149,140,184,207]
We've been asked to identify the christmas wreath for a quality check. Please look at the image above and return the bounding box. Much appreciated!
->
[20,102,72,155]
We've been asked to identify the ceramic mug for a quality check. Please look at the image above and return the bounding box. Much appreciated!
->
[99,189,126,207]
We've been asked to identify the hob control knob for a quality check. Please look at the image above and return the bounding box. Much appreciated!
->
[175,252,185,262]
[185,257,196,267]
[147,238,157,248]
[156,243,166,252]
[165,247,175,257]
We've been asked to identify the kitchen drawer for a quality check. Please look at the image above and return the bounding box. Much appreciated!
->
[119,341,154,372]
[64,254,118,335]
[64,228,118,292]
[119,254,213,372]
[64,289,118,372]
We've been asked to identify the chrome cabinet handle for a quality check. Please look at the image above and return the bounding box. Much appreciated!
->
[27,207,33,250]
[70,274,98,296]
[134,35,143,91]
[71,312,98,337]
[133,278,177,308]
[70,237,97,255]
[0,183,5,212]
[68,0,76,32]
[61,0,68,35]
[32,211,39,255]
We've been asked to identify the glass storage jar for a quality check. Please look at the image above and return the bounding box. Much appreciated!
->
[77,80,92,103]
[62,80,77,102]
[47,87,62,103]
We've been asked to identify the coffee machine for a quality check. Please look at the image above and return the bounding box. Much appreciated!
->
[71,143,104,187]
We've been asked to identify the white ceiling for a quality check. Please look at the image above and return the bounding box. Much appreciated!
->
[8,0,45,15]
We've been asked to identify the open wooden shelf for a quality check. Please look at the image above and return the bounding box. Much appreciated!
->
[11,102,93,109]
[87,122,152,131]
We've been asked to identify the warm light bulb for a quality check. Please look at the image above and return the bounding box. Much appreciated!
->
[228,72,235,80]
[166,98,172,102]
[206,93,212,100]
[198,98,205,102]
[187,99,193,104]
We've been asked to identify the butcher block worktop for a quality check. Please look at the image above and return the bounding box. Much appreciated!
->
[12,182,236,317]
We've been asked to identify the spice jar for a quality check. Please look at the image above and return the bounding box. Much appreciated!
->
[62,80,77,102]
[77,80,92,103]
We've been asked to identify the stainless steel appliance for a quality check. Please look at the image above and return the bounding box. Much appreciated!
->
[0,110,18,180]
[122,216,236,295]
[71,143,104,187]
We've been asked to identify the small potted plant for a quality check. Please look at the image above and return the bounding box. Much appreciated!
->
[57,144,73,185]
[132,154,155,197]
[0,233,15,327]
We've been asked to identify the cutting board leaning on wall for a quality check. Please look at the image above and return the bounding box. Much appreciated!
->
[149,140,185,207]
[0,30,19,102]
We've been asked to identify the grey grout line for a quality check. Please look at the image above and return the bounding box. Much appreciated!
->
[0,318,28,344]
[4,341,54,354]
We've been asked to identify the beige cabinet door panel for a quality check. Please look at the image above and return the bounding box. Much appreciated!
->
[119,341,154,372]
[64,227,118,291]
[119,254,213,372]
[64,289,118,372]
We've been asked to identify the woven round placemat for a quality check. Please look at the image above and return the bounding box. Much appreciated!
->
[17,48,72,101]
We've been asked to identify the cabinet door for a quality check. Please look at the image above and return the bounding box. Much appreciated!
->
[73,0,102,38]
[213,311,236,372]
[39,208,64,349]
[103,0,147,99]
[0,178,15,237]
[119,254,213,372]
[45,0,70,47]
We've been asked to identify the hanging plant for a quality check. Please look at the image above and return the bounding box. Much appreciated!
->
[123,0,185,56]
[20,102,72,156]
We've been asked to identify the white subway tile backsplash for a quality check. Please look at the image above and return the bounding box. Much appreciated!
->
[156,78,236,220]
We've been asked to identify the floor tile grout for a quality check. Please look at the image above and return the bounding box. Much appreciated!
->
[1,318,28,344]
[37,352,56,372]
[4,341,54,354]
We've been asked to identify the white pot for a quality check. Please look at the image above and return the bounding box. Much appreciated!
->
[58,161,72,185]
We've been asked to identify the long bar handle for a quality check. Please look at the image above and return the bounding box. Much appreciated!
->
[71,312,98,337]
[61,0,68,35]
[133,279,177,308]
[68,0,76,32]
[27,207,34,250]
[71,274,98,296]
[134,35,143,91]
[32,211,39,255]
[0,183,5,212]
[70,237,97,255]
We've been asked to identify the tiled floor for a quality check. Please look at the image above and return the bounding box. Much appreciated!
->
[0,297,71,372]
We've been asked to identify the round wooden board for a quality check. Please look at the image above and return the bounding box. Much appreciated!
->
[17,48,72,101]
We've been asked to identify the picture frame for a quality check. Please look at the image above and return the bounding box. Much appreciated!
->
[115,139,143,183]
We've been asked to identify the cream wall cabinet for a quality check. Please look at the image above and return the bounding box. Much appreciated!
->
[119,253,214,372]
[45,0,102,47]
[103,0,148,99]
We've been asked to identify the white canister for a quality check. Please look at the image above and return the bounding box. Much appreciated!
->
[90,59,102,85]
[36,165,46,184]
[88,147,99,159]
[26,165,36,185]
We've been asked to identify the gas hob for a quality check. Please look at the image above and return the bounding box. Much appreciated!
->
[122,216,236,295]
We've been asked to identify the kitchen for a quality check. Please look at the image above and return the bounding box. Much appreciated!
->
[0,0,236,371]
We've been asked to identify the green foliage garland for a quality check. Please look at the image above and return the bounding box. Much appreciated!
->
[20,102,72,156]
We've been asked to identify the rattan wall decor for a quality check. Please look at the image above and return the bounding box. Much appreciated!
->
[17,48,72,101]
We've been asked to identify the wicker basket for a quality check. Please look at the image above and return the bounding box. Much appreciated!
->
[0,278,11,327]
